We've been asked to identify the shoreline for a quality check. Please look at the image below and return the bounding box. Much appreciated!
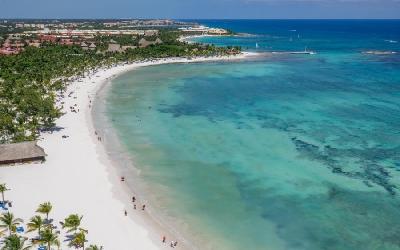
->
[0,52,256,249]
[178,34,229,44]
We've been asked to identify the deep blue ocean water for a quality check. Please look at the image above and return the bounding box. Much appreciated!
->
[102,20,400,250]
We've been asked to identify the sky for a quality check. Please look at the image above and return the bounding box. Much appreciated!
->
[0,0,399,19]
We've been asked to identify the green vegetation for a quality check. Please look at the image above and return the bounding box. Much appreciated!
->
[0,31,240,143]
[0,184,103,249]
[62,214,82,233]
[0,184,9,203]
[0,212,23,236]
[1,234,30,250]
[36,202,52,220]
[39,228,60,250]
[86,245,103,250]
[68,229,87,249]
[27,216,44,235]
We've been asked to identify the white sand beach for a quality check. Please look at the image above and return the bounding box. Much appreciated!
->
[0,53,255,250]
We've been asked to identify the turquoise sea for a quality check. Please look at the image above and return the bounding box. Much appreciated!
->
[98,20,400,250]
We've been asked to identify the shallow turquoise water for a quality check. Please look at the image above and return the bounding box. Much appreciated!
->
[104,20,400,250]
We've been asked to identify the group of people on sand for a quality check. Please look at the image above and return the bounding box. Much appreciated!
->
[162,236,178,248]
[130,195,146,211]
[94,131,102,142]
[120,177,179,248]
[120,178,147,216]
[69,104,79,113]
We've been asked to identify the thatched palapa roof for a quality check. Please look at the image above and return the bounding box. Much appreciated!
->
[138,38,163,48]
[0,141,46,165]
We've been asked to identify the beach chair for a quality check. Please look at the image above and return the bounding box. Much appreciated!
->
[16,226,24,233]
[43,218,53,225]
[0,203,8,211]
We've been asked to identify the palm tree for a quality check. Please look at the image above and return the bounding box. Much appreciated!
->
[39,228,59,250]
[0,183,9,203]
[62,214,83,233]
[69,229,87,249]
[85,245,103,250]
[1,234,31,250]
[0,212,23,235]
[27,215,44,235]
[36,202,52,220]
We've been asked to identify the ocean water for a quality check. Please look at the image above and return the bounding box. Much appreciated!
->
[100,20,400,250]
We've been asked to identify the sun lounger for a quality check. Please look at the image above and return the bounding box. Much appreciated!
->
[16,226,24,233]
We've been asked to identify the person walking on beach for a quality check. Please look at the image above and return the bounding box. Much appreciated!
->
[162,236,166,243]
[134,204,136,210]
[124,210,127,216]
[132,196,136,202]
[142,204,146,211]
[174,241,178,247]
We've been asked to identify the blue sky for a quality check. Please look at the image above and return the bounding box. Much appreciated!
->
[0,0,399,19]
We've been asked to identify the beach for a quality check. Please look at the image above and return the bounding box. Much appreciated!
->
[0,53,254,250]
[1,18,399,250]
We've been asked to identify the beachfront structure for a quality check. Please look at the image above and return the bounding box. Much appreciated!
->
[107,43,137,52]
[60,38,74,45]
[107,43,121,52]
[80,42,88,50]
[89,43,97,50]
[121,45,137,51]
[179,26,229,35]
[0,37,24,55]
[26,39,41,47]
[0,47,20,55]
[144,30,159,36]
[0,141,46,165]
[138,38,163,48]
[24,29,159,37]
[40,35,57,43]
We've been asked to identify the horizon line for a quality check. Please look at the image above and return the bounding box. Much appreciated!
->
[0,18,399,20]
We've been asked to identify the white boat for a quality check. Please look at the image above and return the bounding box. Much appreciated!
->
[363,50,397,55]
[290,47,316,55]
